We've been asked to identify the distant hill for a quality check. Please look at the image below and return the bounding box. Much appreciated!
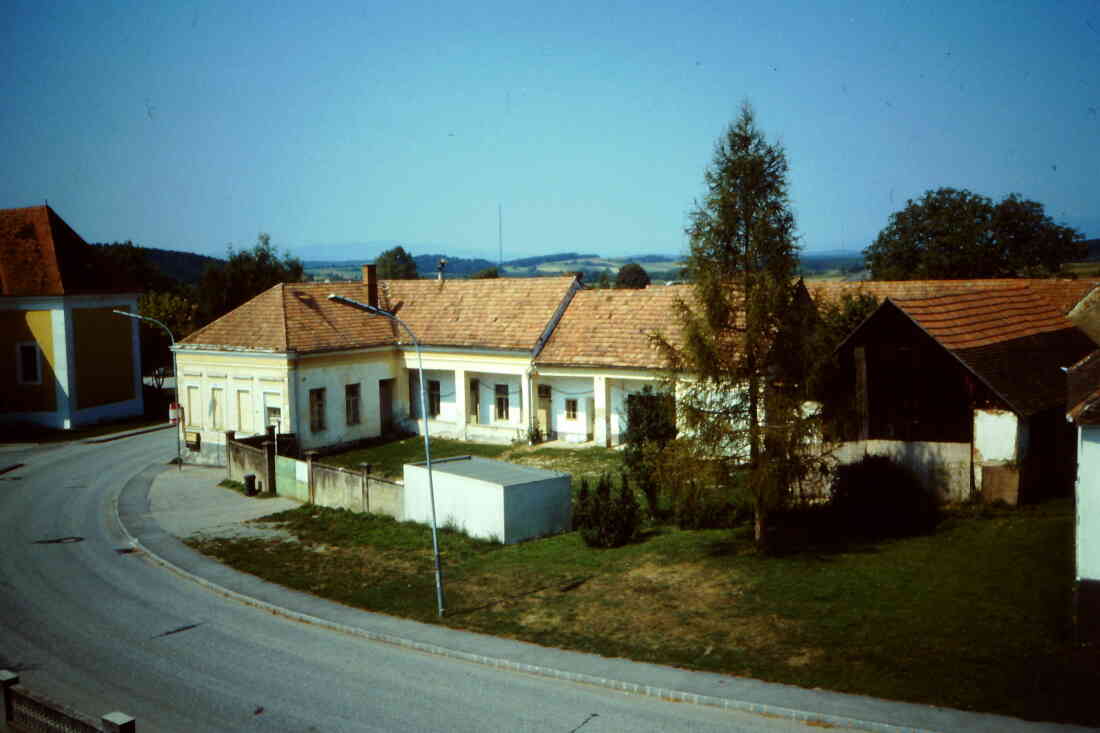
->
[300,249,867,282]
[143,247,223,285]
[1083,238,1100,261]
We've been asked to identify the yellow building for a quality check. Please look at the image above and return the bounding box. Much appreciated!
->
[0,205,143,429]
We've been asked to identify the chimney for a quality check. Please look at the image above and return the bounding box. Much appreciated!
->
[362,264,378,307]
[437,258,447,283]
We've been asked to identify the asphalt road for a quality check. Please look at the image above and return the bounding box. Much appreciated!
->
[0,431,834,732]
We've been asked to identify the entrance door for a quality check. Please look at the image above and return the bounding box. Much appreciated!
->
[537,384,551,439]
[379,379,395,434]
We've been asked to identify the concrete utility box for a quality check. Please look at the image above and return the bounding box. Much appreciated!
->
[403,456,571,544]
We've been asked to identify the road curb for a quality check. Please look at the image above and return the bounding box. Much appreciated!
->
[84,423,173,444]
[112,467,932,733]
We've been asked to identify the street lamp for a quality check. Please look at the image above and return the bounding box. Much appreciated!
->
[327,294,446,617]
[112,310,181,471]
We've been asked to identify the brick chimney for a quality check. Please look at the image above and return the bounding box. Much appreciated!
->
[362,264,378,307]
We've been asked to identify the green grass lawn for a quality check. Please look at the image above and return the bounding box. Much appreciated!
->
[189,497,1096,726]
[320,436,623,488]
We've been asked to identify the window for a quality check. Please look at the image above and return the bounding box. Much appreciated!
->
[309,388,326,432]
[538,384,551,400]
[16,342,40,385]
[236,390,253,433]
[186,386,200,427]
[495,384,509,421]
[345,383,361,426]
[211,387,224,429]
[565,398,578,421]
[428,380,441,418]
[266,405,282,430]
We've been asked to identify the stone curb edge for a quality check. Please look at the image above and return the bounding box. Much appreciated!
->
[111,472,932,733]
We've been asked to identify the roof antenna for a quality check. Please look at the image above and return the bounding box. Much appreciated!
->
[498,203,503,271]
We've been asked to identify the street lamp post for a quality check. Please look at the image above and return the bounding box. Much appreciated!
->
[112,310,181,471]
[327,294,446,617]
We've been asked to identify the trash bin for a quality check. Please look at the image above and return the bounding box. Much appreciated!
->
[244,474,257,496]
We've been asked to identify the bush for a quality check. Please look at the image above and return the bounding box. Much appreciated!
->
[829,455,940,539]
[673,479,745,530]
[574,472,642,548]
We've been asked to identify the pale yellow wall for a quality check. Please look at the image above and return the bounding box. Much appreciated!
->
[175,350,291,441]
[0,310,56,413]
[72,307,134,409]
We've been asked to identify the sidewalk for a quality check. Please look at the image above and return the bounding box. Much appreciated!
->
[117,464,1091,733]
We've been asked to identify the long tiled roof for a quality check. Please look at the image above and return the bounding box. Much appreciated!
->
[890,287,1075,349]
[179,282,396,353]
[0,205,108,296]
[883,289,1095,415]
[382,276,578,351]
[806,278,1100,316]
[535,285,692,368]
[179,276,578,354]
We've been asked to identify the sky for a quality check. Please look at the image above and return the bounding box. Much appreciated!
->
[2,1,1098,263]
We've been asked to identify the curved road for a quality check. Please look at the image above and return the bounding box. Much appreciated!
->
[0,430,820,732]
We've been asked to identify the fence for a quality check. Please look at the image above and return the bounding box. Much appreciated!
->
[1,670,134,732]
[225,434,403,519]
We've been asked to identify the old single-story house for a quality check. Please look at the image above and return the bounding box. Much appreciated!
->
[0,205,144,429]
[830,283,1096,503]
[1068,349,1100,640]
[174,267,583,464]
[531,285,689,444]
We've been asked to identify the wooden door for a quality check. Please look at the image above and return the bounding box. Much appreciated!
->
[379,379,395,434]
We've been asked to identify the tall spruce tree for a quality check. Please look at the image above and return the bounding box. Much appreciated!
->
[660,102,808,549]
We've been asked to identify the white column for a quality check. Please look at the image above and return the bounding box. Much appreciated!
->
[593,375,610,446]
[454,368,467,438]
[520,370,533,435]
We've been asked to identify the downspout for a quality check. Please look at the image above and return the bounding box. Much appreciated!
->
[288,351,300,451]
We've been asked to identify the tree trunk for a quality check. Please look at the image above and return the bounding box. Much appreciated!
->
[753,509,767,548]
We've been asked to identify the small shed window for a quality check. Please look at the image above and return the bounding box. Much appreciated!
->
[495,384,509,421]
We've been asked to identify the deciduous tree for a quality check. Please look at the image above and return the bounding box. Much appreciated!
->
[615,263,651,289]
[197,233,303,324]
[864,188,1083,279]
[375,245,419,279]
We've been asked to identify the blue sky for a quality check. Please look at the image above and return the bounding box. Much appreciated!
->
[2,1,1097,262]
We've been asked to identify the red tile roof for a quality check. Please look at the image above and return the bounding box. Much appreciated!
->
[806,278,1100,316]
[382,276,579,351]
[0,205,109,296]
[535,285,692,368]
[180,276,579,355]
[180,282,395,353]
[878,289,1096,415]
[890,287,1074,349]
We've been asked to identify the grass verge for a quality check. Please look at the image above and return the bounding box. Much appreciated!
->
[320,436,623,489]
[187,498,1096,726]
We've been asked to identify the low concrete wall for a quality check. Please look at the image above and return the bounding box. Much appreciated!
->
[228,442,266,485]
[369,477,403,520]
[277,455,308,501]
[834,439,972,502]
[312,463,367,513]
